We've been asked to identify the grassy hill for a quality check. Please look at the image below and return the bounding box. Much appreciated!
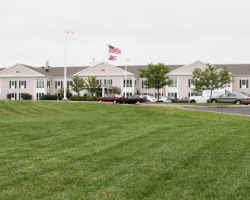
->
[0,101,249,199]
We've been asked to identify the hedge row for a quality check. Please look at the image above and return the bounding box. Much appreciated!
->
[69,95,98,101]
[40,95,98,101]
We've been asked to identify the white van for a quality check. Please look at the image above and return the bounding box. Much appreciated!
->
[189,90,225,103]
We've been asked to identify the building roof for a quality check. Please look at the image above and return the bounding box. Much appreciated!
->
[117,64,183,75]
[1,62,250,77]
[217,64,250,76]
[23,65,89,77]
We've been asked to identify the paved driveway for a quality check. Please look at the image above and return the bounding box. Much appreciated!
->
[181,106,250,116]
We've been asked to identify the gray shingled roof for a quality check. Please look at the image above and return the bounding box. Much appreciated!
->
[217,64,250,76]
[23,64,88,77]
[117,64,183,75]
[2,63,250,77]
[42,66,88,77]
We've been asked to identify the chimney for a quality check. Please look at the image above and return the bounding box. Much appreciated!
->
[46,61,50,72]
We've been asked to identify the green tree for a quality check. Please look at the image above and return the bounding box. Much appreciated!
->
[139,63,173,101]
[192,64,232,99]
[112,86,121,95]
[70,75,85,96]
[85,76,101,96]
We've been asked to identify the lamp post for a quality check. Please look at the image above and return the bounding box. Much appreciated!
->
[63,30,74,101]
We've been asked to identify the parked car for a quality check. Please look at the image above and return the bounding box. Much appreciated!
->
[239,92,250,97]
[121,95,146,104]
[98,94,123,103]
[142,95,157,102]
[209,92,250,104]
[172,97,189,103]
[158,96,173,102]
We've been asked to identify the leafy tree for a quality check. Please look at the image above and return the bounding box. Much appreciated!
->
[139,63,173,100]
[112,86,121,95]
[70,75,85,96]
[192,64,232,99]
[85,76,101,96]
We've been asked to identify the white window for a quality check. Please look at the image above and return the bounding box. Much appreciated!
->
[96,79,102,85]
[169,78,177,87]
[240,80,249,88]
[36,80,44,88]
[55,81,62,89]
[124,79,132,87]
[188,78,195,88]
[47,81,50,89]
[10,81,17,89]
[104,79,112,86]
[19,81,26,89]
[67,81,72,89]
[142,80,148,89]
[123,92,132,97]
[167,92,177,98]
[19,93,24,100]
[11,93,16,100]
[36,93,44,100]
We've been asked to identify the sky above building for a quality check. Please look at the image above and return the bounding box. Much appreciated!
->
[1,0,250,68]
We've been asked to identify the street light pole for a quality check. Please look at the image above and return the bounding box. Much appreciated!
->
[63,30,74,101]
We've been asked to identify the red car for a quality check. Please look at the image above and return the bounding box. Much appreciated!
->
[98,94,123,103]
[122,95,146,104]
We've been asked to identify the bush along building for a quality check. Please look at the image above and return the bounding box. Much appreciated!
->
[0,60,250,100]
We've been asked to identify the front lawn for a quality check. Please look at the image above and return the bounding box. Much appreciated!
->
[0,101,249,199]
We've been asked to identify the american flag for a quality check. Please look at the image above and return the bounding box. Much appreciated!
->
[108,45,121,54]
[109,55,117,61]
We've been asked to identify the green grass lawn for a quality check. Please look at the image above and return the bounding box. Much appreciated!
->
[0,101,249,200]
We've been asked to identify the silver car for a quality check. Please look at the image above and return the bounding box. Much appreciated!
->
[210,92,250,105]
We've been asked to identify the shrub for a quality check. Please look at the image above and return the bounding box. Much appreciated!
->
[22,93,32,100]
[6,93,11,100]
[69,95,98,101]
[40,95,58,100]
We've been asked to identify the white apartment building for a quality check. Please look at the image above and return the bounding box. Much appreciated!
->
[0,60,249,100]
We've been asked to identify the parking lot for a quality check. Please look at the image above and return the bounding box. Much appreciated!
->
[181,106,250,116]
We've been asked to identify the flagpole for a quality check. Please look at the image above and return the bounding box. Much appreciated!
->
[125,59,130,98]
[107,43,110,63]
[63,30,74,102]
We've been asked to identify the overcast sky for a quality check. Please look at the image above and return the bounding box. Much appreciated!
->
[1,0,250,68]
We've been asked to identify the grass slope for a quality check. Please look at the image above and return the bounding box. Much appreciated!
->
[0,101,249,200]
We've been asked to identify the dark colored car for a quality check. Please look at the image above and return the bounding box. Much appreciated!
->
[121,95,146,104]
[98,94,123,103]
[210,92,250,105]
[172,97,189,103]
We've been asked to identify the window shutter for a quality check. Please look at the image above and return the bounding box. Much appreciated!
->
[24,81,26,88]
[55,81,57,89]
[240,80,242,88]
[15,81,17,88]
[9,81,11,88]
[247,80,249,88]
[188,79,190,88]
[19,81,20,88]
